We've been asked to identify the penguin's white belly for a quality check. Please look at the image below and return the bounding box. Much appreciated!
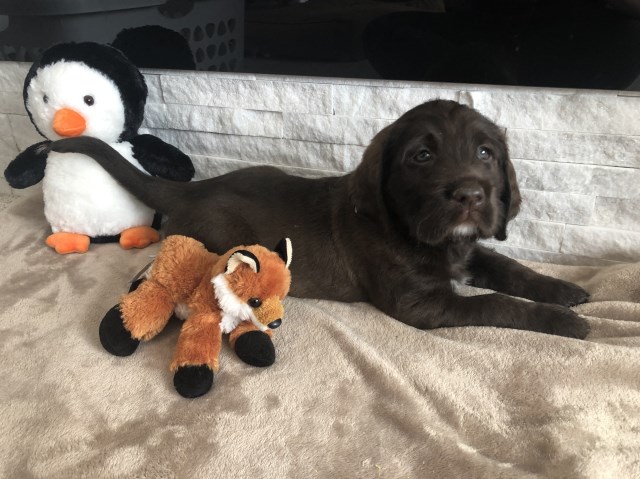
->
[43,144,154,237]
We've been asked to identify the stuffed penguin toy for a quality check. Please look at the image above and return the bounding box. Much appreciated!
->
[4,42,194,254]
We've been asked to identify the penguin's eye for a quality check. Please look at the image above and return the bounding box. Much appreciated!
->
[43,95,48,104]
[248,298,262,308]
[83,95,94,106]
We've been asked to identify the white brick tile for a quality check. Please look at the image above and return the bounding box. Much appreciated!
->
[146,69,258,81]
[489,218,566,252]
[283,113,390,146]
[519,189,594,225]
[470,91,567,130]
[143,74,163,105]
[591,198,640,232]
[331,84,459,119]
[513,159,640,200]
[191,154,341,181]
[161,74,332,114]
[0,62,29,92]
[561,225,640,262]
[0,91,25,115]
[589,166,640,199]
[337,144,366,171]
[471,90,640,136]
[512,159,593,195]
[507,129,640,169]
[8,114,42,150]
[143,103,283,139]
[261,73,452,88]
[147,128,357,173]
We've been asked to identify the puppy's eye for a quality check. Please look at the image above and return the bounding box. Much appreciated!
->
[83,95,95,106]
[248,298,262,308]
[477,146,492,161]
[43,95,49,104]
[414,149,433,163]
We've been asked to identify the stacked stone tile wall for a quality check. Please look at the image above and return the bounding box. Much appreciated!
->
[1,62,638,265]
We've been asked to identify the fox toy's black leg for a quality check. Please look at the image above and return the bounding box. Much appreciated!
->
[173,365,214,398]
[101,279,174,357]
[99,277,143,355]
[230,324,276,367]
[170,313,222,398]
[99,305,140,356]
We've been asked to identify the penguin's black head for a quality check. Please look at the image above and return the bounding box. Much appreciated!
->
[24,42,147,142]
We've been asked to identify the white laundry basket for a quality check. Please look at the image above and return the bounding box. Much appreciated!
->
[0,0,243,71]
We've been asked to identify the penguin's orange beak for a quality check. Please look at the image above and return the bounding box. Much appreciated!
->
[52,108,86,137]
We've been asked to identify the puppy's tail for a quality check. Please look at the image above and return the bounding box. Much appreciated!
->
[50,136,185,215]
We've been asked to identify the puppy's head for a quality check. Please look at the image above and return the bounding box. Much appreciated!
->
[351,100,521,245]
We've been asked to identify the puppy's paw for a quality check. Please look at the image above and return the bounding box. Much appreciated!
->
[534,304,591,339]
[532,279,590,308]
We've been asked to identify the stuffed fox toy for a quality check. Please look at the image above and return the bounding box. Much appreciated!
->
[99,235,292,398]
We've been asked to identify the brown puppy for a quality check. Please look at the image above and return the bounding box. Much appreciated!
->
[51,100,590,338]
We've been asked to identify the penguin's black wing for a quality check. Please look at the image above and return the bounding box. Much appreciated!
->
[130,134,194,182]
[4,141,50,189]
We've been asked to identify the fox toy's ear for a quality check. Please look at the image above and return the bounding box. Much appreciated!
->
[226,250,260,274]
[274,238,292,268]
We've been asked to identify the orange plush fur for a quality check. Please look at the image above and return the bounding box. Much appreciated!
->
[118,235,291,373]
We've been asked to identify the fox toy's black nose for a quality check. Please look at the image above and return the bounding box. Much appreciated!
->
[268,319,282,329]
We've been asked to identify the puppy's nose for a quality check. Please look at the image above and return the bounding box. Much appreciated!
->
[452,185,485,208]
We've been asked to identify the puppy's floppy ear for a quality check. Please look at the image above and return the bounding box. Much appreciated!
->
[349,125,393,219]
[273,238,292,268]
[226,250,260,274]
[494,140,521,241]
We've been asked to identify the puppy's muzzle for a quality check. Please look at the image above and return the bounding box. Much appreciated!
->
[452,182,485,210]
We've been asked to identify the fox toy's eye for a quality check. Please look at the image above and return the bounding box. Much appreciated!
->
[84,95,94,106]
[248,298,262,308]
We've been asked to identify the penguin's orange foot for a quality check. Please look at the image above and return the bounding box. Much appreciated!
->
[119,226,160,250]
[46,232,90,254]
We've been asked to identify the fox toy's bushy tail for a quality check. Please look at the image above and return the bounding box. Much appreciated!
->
[51,137,187,214]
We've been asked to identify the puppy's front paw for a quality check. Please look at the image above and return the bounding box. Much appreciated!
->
[534,304,591,339]
[532,278,590,308]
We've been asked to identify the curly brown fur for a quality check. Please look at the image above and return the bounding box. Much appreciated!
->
[52,100,590,338]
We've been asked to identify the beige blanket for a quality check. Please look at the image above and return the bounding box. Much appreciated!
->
[1,190,639,479]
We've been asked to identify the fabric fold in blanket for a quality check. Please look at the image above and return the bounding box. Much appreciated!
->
[0,189,638,478]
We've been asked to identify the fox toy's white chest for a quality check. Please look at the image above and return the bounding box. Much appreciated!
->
[42,141,154,237]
